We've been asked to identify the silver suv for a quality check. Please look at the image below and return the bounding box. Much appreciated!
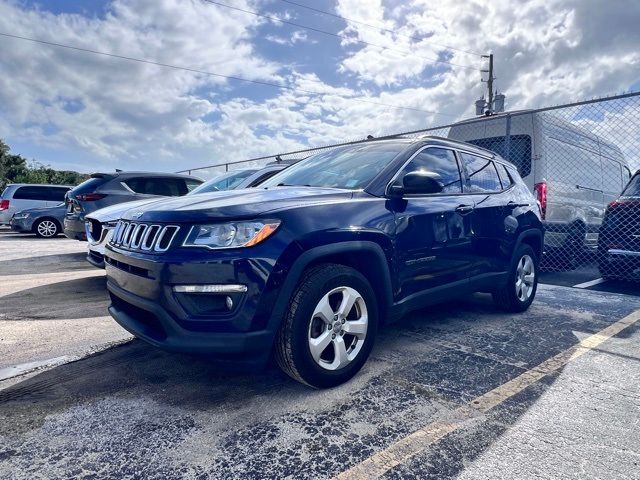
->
[64,172,202,240]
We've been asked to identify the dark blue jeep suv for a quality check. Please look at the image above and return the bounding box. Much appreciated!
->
[105,137,543,388]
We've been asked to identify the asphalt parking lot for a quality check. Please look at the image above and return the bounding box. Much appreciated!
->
[1,228,639,479]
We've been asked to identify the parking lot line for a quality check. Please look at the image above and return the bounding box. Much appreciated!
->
[334,308,640,480]
[573,277,605,289]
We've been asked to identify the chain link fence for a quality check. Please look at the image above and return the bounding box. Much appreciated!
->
[179,91,640,280]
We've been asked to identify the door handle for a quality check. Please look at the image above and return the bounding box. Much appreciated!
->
[455,204,475,215]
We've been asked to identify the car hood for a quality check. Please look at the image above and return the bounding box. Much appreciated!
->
[87,198,163,223]
[121,187,355,223]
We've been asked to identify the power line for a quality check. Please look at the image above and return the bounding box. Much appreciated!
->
[0,31,457,117]
[201,0,481,71]
[278,0,483,57]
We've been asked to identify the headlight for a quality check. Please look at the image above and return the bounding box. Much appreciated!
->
[14,213,29,219]
[184,220,281,249]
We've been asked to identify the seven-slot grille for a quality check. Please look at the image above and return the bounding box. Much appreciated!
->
[110,220,180,252]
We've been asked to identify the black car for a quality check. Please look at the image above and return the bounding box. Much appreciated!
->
[64,172,202,240]
[598,171,640,280]
[105,137,543,388]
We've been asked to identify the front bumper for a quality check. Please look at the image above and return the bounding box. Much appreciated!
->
[104,242,288,364]
[64,216,86,240]
[9,217,33,232]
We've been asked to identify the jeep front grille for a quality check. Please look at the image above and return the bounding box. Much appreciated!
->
[110,221,180,252]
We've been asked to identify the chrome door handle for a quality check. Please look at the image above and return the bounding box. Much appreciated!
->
[455,204,475,215]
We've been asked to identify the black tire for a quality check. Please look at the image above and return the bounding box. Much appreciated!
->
[33,218,60,238]
[493,244,539,312]
[275,263,378,388]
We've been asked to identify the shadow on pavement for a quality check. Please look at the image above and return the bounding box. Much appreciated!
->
[0,275,108,320]
[0,286,639,479]
[0,252,93,276]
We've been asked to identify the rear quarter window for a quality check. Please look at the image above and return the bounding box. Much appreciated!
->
[496,163,514,189]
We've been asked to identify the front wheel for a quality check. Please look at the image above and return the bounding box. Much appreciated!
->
[275,263,378,388]
[33,218,60,238]
[493,245,538,312]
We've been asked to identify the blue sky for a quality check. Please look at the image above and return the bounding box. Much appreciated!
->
[1,0,639,176]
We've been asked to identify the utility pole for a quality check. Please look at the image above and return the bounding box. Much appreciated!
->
[481,53,494,114]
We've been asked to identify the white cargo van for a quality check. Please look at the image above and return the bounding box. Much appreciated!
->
[448,111,631,263]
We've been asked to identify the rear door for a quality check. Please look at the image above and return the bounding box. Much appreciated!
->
[459,152,512,277]
[392,146,476,298]
[46,186,70,206]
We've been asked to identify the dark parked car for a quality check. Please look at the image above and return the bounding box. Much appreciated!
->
[10,203,66,238]
[105,137,543,388]
[85,164,293,268]
[64,172,202,240]
[598,171,640,280]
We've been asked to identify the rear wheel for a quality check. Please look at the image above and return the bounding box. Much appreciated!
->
[33,218,60,238]
[275,264,378,388]
[493,245,538,312]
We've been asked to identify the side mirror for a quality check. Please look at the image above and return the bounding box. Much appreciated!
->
[389,171,443,197]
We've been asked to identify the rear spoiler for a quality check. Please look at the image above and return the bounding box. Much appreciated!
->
[90,173,117,180]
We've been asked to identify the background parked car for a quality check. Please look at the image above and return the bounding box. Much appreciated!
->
[85,164,293,267]
[448,111,630,267]
[64,172,202,240]
[0,183,71,225]
[598,171,640,281]
[9,203,67,238]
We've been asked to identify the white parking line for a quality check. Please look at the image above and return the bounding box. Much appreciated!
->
[334,308,640,480]
[573,278,606,289]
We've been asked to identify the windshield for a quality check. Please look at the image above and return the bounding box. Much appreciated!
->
[190,169,258,194]
[261,142,408,190]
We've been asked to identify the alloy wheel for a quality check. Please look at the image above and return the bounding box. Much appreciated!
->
[307,286,368,371]
[37,220,58,238]
[515,254,535,301]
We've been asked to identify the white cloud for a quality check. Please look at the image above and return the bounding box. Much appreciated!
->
[0,0,639,176]
[0,0,280,170]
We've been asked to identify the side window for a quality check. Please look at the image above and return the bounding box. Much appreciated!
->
[496,163,513,189]
[144,179,183,196]
[461,153,502,193]
[123,178,146,194]
[248,170,280,187]
[13,186,49,200]
[398,148,462,194]
[47,187,69,202]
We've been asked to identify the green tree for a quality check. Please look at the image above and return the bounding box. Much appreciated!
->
[0,139,88,189]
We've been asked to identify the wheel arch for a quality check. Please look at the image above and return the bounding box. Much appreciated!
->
[515,228,543,260]
[270,241,394,332]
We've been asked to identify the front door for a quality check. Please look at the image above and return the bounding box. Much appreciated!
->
[392,147,476,299]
